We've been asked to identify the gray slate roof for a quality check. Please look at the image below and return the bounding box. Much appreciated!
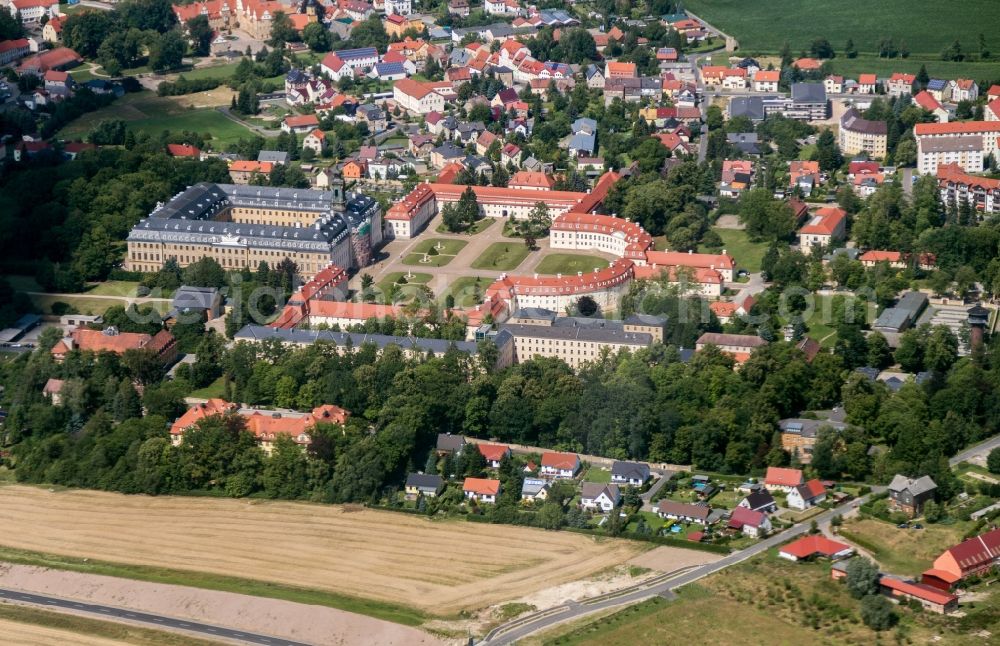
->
[406,473,443,491]
[888,474,937,496]
[611,461,650,482]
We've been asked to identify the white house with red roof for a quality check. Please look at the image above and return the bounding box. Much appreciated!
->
[915,121,1000,174]
[887,73,916,97]
[764,466,805,492]
[798,206,847,252]
[6,0,59,23]
[0,38,31,65]
[302,129,325,154]
[752,69,779,93]
[856,73,878,95]
[540,451,580,479]
[912,90,949,122]
[393,78,446,114]
[463,477,501,503]
[283,113,320,134]
[477,443,512,468]
[949,78,978,103]
[320,53,354,82]
[727,506,771,537]
[787,478,826,510]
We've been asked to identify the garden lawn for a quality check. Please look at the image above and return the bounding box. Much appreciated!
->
[27,295,170,317]
[534,254,608,275]
[436,218,496,235]
[402,238,468,268]
[700,228,768,273]
[188,376,226,400]
[57,91,253,147]
[442,276,493,308]
[582,467,611,484]
[837,518,973,577]
[471,243,531,271]
[682,0,1000,56]
[375,272,431,302]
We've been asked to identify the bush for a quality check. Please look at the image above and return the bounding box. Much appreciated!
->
[157,77,223,97]
[49,301,77,316]
[860,594,897,631]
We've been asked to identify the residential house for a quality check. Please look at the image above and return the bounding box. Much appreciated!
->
[319,54,354,83]
[779,417,850,463]
[764,466,805,492]
[478,443,512,468]
[283,114,320,134]
[580,483,621,512]
[167,143,202,159]
[655,500,711,525]
[463,477,500,503]
[798,206,846,252]
[540,451,580,479]
[341,159,367,179]
[369,60,408,82]
[793,58,822,72]
[888,474,937,516]
[915,121,1000,174]
[605,61,637,79]
[720,159,754,197]
[228,160,273,184]
[779,535,853,561]
[727,506,771,537]
[405,473,444,498]
[258,150,289,165]
[739,490,777,514]
[393,78,445,114]
[436,433,465,455]
[447,0,469,16]
[7,0,58,23]
[429,142,465,169]
[610,461,650,486]
[42,16,63,42]
[913,90,949,122]
[355,103,387,133]
[887,72,915,97]
[856,73,878,95]
[753,69,779,93]
[949,78,978,103]
[521,478,549,502]
[585,64,605,89]
[787,479,827,510]
[302,129,326,154]
[42,378,64,405]
[694,332,767,364]
[824,75,844,94]
[926,78,949,102]
[839,107,888,158]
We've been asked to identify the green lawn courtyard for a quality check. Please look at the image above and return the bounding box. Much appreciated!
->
[402,239,468,268]
[534,254,609,275]
[442,276,493,307]
[700,228,769,274]
[375,272,432,303]
[435,218,496,236]
[471,243,531,272]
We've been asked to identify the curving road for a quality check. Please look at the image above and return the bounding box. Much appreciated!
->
[0,588,310,646]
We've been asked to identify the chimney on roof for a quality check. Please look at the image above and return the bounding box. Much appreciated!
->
[557,273,562,279]
[688,249,692,254]
[723,248,727,255]
[533,273,538,279]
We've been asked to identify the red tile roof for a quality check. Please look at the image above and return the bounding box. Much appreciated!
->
[880,576,957,606]
[780,535,851,559]
[478,443,510,462]
[463,477,500,495]
[765,467,804,487]
[541,451,579,470]
[936,528,1000,575]
[915,121,1000,136]
[799,478,826,499]
[284,114,320,128]
[799,206,846,236]
[913,90,944,112]
[728,506,766,530]
[167,143,201,157]
[754,70,780,82]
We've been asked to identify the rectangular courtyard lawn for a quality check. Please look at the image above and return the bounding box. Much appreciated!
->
[375,272,431,303]
[402,238,468,268]
[442,276,493,307]
[435,218,495,236]
[471,243,531,272]
[534,254,608,275]
[700,228,769,274]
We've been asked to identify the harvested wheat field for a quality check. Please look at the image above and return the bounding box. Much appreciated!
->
[0,618,125,646]
[0,486,646,615]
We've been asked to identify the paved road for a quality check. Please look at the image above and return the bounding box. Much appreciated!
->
[482,490,880,645]
[0,588,310,646]
[484,432,1000,644]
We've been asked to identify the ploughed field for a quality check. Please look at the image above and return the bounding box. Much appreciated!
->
[0,485,644,615]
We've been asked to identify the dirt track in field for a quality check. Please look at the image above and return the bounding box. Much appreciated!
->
[0,486,645,615]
